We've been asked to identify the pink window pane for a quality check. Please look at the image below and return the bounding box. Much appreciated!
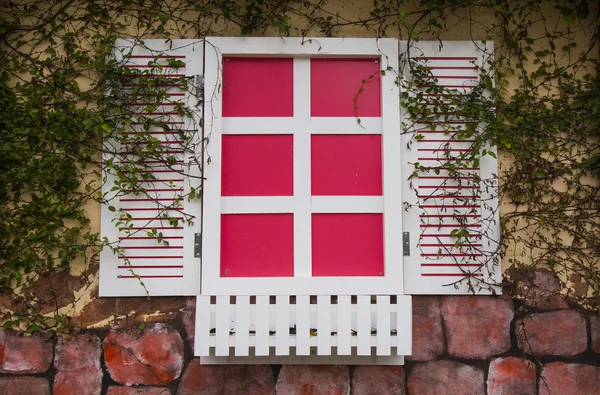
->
[221,214,294,277]
[222,135,293,196]
[311,134,382,196]
[312,214,384,276]
[311,58,381,117]
[222,57,294,117]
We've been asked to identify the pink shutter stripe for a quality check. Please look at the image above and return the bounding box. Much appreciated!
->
[222,57,293,117]
[311,134,382,196]
[311,58,381,117]
[221,214,294,277]
[221,135,293,196]
[312,214,384,276]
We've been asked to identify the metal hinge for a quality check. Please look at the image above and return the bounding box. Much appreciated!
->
[194,233,202,258]
[403,232,410,256]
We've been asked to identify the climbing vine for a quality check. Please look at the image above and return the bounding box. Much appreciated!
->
[1,0,599,333]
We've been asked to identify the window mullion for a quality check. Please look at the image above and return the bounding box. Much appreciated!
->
[293,57,312,278]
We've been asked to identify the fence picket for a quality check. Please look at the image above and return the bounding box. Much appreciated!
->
[235,295,250,356]
[376,295,391,356]
[215,295,230,356]
[276,296,290,355]
[337,295,351,355]
[255,295,270,356]
[357,295,371,356]
[296,295,310,355]
[396,295,412,355]
[317,295,331,355]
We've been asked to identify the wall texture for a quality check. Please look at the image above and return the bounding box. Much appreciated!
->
[0,269,599,395]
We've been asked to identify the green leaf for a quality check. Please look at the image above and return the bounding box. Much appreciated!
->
[563,14,576,24]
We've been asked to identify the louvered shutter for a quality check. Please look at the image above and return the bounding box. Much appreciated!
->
[401,41,501,295]
[99,39,202,296]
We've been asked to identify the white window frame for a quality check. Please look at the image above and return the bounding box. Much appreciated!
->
[202,37,403,295]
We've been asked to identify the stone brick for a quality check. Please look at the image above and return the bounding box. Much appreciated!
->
[177,359,275,395]
[53,366,103,395]
[55,334,102,371]
[591,314,600,354]
[351,366,404,395]
[516,310,587,356]
[103,323,184,386]
[407,296,444,362]
[441,296,513,359]
[407,360,484,395]
[107,387,171,395]
[513,268,568,309]
[178,297,196,353]
[539,362,600,395]
[0,376,51,395]
[0,331,53,374]
[487,357,536,395]
[276,365,349,395]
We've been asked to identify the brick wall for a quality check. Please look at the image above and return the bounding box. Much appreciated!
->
[1,270,599,395]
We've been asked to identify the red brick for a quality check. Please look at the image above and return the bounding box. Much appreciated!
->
[0,376,51,395]
[0,331,53,374]
[55,334,102,371]
[487,357,536,395]
[107,387,171,395]
[177,359,275,395]
[513,268,568,309]
[591,315,600,354]
[516,310,587,356]
[351,366,404,395]
[53,366,103,395]
[441,296,513,359]
[407,360,484,395]
[407,296,445,361]
[103,323,184,386]
[276,365,349,395]
[539,362,600,395]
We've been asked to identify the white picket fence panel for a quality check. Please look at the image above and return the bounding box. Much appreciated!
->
[195,294,411,365]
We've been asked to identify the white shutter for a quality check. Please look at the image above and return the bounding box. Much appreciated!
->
[99,39,202,296]
[401,41,501,295]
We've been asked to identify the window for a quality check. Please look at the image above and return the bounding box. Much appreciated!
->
[201,37,403,296]
[100,37,499,363]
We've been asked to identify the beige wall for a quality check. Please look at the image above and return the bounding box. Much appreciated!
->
[3,0,597,328]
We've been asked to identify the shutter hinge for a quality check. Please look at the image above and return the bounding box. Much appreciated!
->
[194,233,202,258]
[403,232,410,256]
